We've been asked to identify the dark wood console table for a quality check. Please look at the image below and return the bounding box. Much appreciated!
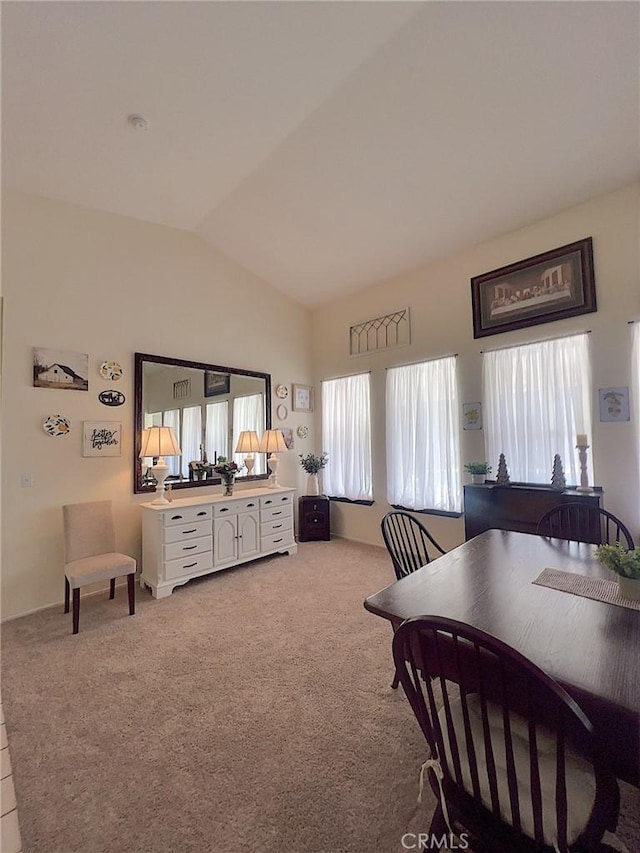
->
[463,482,603,540]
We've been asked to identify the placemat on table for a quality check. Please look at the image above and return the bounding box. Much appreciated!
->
[533,568,640,611]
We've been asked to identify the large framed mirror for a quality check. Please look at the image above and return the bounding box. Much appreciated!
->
[134,353,271,495]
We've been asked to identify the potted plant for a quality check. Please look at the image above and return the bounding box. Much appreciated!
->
[595,543,640,600]
[464,462,492,485]
[213,456,242,496]
[299,452,328,496]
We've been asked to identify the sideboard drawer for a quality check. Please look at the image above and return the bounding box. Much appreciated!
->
[260,494,293,510]
[164,506,212,526]
[262,529,295,550]
[164,520,211,544]
[261,516,293,537]
[261,505,292,522]
[164,535,212,562]
[164,551,213,581]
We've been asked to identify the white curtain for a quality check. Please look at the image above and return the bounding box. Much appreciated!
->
[232,393,265,474]
[205,400,229,464]
[386,356,461,513]
[162,409,181,476]
[483,334,592,485]
[322,373,372,501]
[180,405,202,478]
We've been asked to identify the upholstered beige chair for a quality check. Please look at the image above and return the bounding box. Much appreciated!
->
[62,500,136,634]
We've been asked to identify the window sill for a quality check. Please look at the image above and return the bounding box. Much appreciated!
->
[327,496,375,507]
[391,504,462,519]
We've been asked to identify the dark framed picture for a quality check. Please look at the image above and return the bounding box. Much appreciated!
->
[204,371,230,397]
[471,237,596,339]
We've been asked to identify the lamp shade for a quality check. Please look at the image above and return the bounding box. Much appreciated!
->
[235,430,260,453]
[139,426,182,458]
[258,429,288,454]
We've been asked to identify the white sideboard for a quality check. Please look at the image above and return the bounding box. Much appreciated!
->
[140,487,297,598]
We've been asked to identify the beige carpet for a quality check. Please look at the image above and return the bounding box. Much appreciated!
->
[1,539,638,853]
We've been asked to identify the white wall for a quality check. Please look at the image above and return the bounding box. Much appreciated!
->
[311,183,640,549]
[1,190,314,619]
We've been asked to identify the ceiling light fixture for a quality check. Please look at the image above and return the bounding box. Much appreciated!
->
[127,113,150,131]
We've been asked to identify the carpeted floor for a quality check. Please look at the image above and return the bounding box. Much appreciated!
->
[1,539,638,853]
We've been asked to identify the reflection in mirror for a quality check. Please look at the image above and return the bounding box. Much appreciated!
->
[134,353,271,495]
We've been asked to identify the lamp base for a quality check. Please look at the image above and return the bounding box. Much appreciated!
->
[267,453,280,489]
[245,453,255,477]
[150,460,170,505]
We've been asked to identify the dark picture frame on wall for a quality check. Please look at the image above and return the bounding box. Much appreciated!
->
[471,237,596,339]
[203,371,231,397]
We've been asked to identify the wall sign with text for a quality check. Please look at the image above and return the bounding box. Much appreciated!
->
[82,421,122,457]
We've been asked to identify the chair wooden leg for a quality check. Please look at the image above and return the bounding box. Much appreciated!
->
[391,669,400,689]
[127,573,135,615]
[64,577,70,614]
[109,578,116,599]
[72,588,80,634]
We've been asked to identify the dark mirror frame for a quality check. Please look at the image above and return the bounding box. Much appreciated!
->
[134,352,271,495]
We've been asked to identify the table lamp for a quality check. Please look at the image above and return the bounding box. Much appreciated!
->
[139,426,182,505]
[235,430,260,477]
[257,428,288,489]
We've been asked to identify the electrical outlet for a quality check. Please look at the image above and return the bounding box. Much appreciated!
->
[21,473,34,488]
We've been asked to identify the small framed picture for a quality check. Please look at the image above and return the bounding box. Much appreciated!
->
[292,383,313,413]
[462,403,483,430]
[82,421,122,457]
[204,371,231,398]
[598,387,630,422]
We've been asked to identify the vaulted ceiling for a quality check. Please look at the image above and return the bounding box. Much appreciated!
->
[2,1,639,307]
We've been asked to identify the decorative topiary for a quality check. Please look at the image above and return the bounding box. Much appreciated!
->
[551,454,566,490]
[496,453,510,485]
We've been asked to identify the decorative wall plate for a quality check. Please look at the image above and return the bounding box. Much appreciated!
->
[275,384,288,399]
[43,414,71,436]
[100,361,123,381]
[296,425,309,439]
[276,404,288,421]
[98,389,126,407]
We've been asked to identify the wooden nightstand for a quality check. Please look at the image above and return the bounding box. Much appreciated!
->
[298,496,330,542]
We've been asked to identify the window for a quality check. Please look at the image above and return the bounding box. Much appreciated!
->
[386,356,461,513]
[162,409,181,476]
[322,373,372,501]
[180,405,203,478]
[483,333,592,485]
[232,393,266,474]
[205,400,229,464]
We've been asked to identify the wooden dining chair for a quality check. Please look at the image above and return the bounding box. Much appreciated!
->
[392,616,625,853]
[381,511,447,688]
[381,511,447,581]
[62,500,136,634]
[536,504,635,549]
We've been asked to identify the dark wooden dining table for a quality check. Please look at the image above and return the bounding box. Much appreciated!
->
[364,528,640,788]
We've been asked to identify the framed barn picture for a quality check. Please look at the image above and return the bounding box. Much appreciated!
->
[33,347,88,391]
[471,238,596,339]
